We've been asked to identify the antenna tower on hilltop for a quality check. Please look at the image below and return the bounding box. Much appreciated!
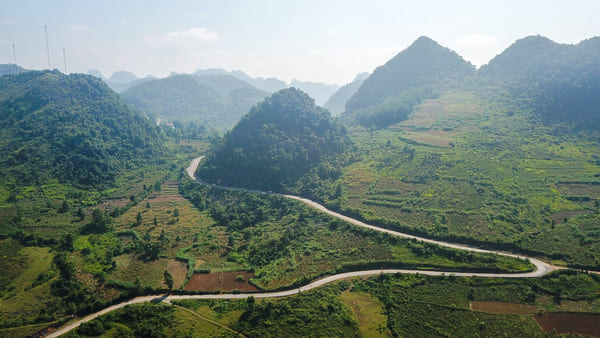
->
[63,48,67,74]
[45,25,50,69]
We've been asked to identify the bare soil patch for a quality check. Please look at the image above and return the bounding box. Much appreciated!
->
[185,271,259,292]
[534,312,600,337]
[470,301,537,315]
[167,259,188,289]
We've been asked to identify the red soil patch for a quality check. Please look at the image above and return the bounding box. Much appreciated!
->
[185,271,259,292]
[470,301,537,315]
[534,312,600,337]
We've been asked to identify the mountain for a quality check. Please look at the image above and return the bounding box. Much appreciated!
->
[0,64,27,77]
[324,72,369,115]
[342,36,474,127]
[121,74,269,130]
[290,79,340,106]
[478,35,600,125]
[86,69,106,80]
[346,37,474,112]
[121,74,223,120]
[0,70,164,189]
[106,76,155,93]
[199,88,352,192]
[108,70,138,83]
[194,74,258,96]
[194,68,288,93]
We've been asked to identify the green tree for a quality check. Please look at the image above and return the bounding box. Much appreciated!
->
[59,200,70,213]
[164,270,174,290]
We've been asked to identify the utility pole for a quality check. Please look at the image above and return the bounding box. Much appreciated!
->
[63,48,67,74]
[45,25,50,69]
[12,43,16,65]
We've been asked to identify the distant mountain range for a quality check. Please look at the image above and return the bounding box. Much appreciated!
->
[86,69,155,93]
[290,79,339,106]
[324,72,369,115]
[120,73,270,130]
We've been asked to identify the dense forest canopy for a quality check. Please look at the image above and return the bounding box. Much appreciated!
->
[0,70,164,189]
[199,88,353,191]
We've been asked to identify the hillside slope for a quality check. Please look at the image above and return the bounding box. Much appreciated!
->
[121,74,269,130]
[345,36,474,114]
[0,70,164,189]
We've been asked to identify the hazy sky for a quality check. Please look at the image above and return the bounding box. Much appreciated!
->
[1,0,599,84]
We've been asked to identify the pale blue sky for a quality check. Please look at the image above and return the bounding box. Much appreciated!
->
[1,0,599,84]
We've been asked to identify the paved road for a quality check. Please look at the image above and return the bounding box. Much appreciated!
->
[47,156,559,337]
[187,156,557,277]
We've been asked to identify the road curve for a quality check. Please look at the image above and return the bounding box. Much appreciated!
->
[47,156,558,337]
[188,156,557,278]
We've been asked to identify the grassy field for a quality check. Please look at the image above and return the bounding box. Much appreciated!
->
[328,90,600,268]
[340,290,392,337]
[0,239,58,328]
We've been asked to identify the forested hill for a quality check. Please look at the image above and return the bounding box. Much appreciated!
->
[198,88,353,192]
[0,70,164,189]
[478,35,600,126]
[345,36,474,113]
[121,74,269,130]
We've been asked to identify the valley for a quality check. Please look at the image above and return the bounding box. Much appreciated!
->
[0,30,599,337]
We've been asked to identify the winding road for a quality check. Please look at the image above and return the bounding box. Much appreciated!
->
[47,156,559,337]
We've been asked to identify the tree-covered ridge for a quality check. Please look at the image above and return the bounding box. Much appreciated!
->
[478,35,600,126]
[121,74,269,130]
[0,70,164,189]
[345,36,475,114]
[0,64,27,77]
[199,88,353,192]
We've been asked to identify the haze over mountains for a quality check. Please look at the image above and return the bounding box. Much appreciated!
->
[120,73,269,130]
[1,33,600,337]
[324,72,369,115]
